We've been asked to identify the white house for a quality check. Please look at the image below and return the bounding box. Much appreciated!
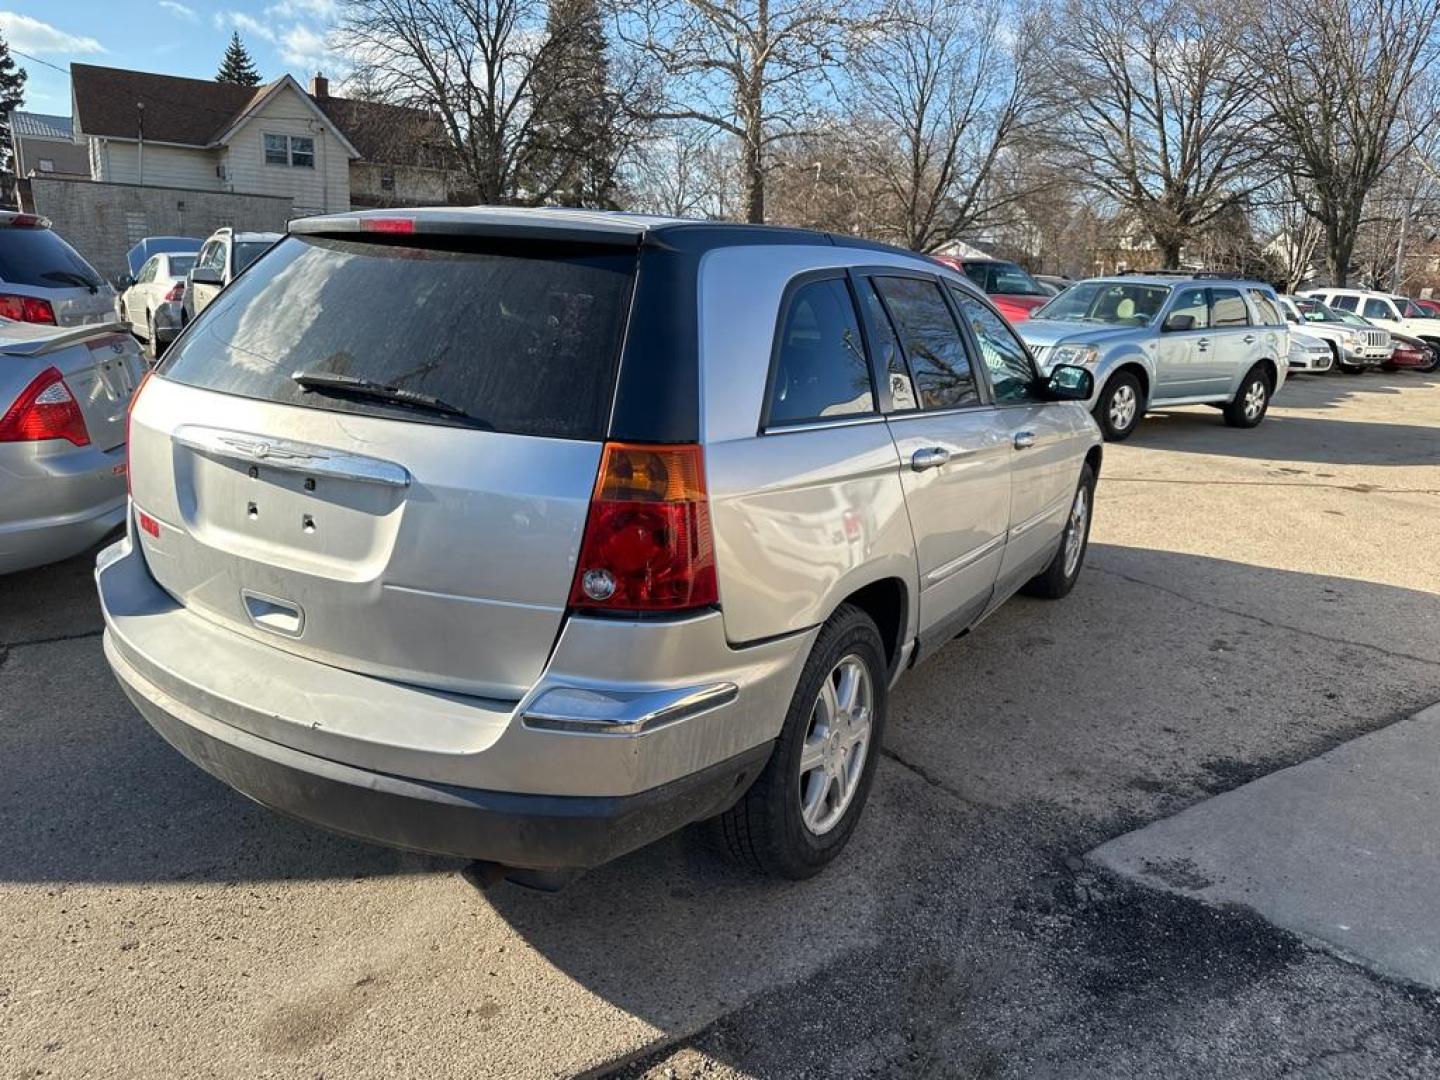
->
[68,64,459,215]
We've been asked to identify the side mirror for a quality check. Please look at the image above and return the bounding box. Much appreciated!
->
[190,266,223,287]
[116,273,134,291]
[1044,364,1094,401]
[1163,312,1196,332]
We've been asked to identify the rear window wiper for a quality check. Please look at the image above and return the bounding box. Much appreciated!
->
[291,370,493,430]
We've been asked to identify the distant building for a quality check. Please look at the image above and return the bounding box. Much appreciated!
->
[9,111,89,180]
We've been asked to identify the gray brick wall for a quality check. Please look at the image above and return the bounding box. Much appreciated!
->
[27,176,294,282]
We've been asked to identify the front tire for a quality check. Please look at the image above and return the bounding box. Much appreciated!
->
[1418,341,1440,374]
[1093,371,1143,441]
[1023,463,1096,599]
[1224,365,1271,428]
[717,604,888,879]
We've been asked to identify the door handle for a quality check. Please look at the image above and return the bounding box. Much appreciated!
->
[1196,337,1210,351]
[1243,334,1256,344]
[1013,431,1036,450]
[911,447,950,471]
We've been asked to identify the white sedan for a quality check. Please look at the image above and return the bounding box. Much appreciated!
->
[118,250,198,359]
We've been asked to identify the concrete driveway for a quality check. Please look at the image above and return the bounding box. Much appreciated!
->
[2,370,1437,1078]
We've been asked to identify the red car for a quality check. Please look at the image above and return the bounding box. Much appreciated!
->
[931,256,1051,323]
[1385,331,1440,372]
[1411,298,1440,318]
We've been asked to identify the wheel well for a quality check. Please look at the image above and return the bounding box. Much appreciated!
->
[1257,357,1278,387]
[1085,444,1103,478]
[1108,362,1149,401]
[840,578,906,673]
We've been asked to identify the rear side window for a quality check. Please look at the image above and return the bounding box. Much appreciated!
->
[1247,289,1284,326]
[1210,288,1249,327]
[873,276,979,410]
[161,235,637,440]
[0,226,104,289]
[856,280,917,410]
[767,277,875,425]
[1330,294,1359,312]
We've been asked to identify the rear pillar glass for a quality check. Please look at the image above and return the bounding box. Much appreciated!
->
[160,235,638,440]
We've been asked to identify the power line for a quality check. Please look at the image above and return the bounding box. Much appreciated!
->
[11,50,70,77]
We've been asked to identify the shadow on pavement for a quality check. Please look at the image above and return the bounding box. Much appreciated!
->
[1129,412,1440,468]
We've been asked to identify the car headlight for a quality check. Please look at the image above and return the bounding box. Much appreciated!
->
[1050,343,1100,367]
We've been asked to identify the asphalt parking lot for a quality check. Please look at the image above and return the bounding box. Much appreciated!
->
[2,370,1438,1079]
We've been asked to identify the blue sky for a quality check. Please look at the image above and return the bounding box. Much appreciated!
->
[0,2,345,116]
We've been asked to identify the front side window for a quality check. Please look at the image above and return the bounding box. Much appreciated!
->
[767,277,876,425]
[1166,287,1210,329]
[232,240,273,275]
[1363,298,1393,320]
[874,276,979,410]
[949,287,1040,404]
[1211,288,1249,327]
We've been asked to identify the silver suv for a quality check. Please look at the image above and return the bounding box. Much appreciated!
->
[1018,274,1290,440]
[98,209,1101,882]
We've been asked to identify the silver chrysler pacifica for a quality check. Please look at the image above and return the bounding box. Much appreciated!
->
[98,208,1102,881]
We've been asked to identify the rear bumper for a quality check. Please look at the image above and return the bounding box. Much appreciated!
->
[0,441,127,575]
[97,529,808,867]
[109,633,770,868]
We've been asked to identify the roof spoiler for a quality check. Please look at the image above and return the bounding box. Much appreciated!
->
[288,209,646,248]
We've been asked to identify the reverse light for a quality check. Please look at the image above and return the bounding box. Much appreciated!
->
[0,293,56,324]
[0,367,89,446]
[568,442,718,613]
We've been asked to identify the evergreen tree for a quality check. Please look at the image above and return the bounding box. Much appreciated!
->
[524,0,620,208]
[0,29,27,204]
[216,32,263,87]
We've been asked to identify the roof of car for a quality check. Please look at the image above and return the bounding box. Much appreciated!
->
[1097,273,1275,289]
[288,205,924,260]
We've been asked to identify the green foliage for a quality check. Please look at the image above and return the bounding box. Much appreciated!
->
[216,31,263,87]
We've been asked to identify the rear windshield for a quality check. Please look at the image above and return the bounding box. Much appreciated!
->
[0,227,104,289]
[963,261,1043,296]
[168,255,196,277]
[160,234,638,440]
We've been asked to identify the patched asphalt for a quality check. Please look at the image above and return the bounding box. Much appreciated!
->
[1,370,1438,1078]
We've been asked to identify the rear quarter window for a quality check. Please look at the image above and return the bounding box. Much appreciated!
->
[160,235,638,440]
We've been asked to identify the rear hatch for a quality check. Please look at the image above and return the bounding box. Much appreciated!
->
[129,226,638,700]
[0,220,115,326]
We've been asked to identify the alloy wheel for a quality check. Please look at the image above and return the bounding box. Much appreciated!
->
[1109,383,1137,431]
[1063,485,1089,578]
[797,655,873,836]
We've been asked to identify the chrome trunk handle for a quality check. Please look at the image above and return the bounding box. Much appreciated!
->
[173,425,412,488]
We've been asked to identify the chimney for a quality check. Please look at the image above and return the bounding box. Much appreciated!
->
[311,72,329,99]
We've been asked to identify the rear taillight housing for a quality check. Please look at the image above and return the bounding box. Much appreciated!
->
[0,294,56,324]
[163,282,184,302]
[0,367,89,446]
[568,442,718,613]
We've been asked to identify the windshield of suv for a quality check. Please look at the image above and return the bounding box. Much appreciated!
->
[233,240,275,275]
[0,226,105,290]
[963,261,1043,296]
[1294,297,1341,322]
[1033,281,1170,325]
[1331,311,1372,327]
[161,234,638,439]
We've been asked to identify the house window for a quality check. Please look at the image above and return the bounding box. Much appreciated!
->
[290,136,315,168]
[37,159,54,172]
[380,168,395,191]
[264,133,315,168]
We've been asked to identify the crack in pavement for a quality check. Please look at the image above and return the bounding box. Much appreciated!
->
[1090,563,1440,669]
[0,628,105,651]
[1104,476,1440,495]
[879,745,985,807]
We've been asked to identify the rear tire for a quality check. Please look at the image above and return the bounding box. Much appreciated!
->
[145,312,158,361]
[717,604,888,879]
[1418,341,1440,374]
[1093,371,1143,441]
[1223,365,1271,428]
[1023,463,1096,600]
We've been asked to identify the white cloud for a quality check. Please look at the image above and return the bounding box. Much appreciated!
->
[212,10,278,43]
[280,23,341,72]
[158,1,198,20]
[266,0,339,18]
[0,12,104,54]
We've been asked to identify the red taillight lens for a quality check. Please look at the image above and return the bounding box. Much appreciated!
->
[164,282,184,302]
[0,294,56,324]
[0,367,89,446]
[568,442,718,613]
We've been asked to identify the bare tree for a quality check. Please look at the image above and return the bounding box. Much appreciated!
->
[337,0,624,204]
[625,122,743,218]
[616,0,860,223]
[1037,0,1270,268]
[1251,0,1440,286]
[844,0,1039,252]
